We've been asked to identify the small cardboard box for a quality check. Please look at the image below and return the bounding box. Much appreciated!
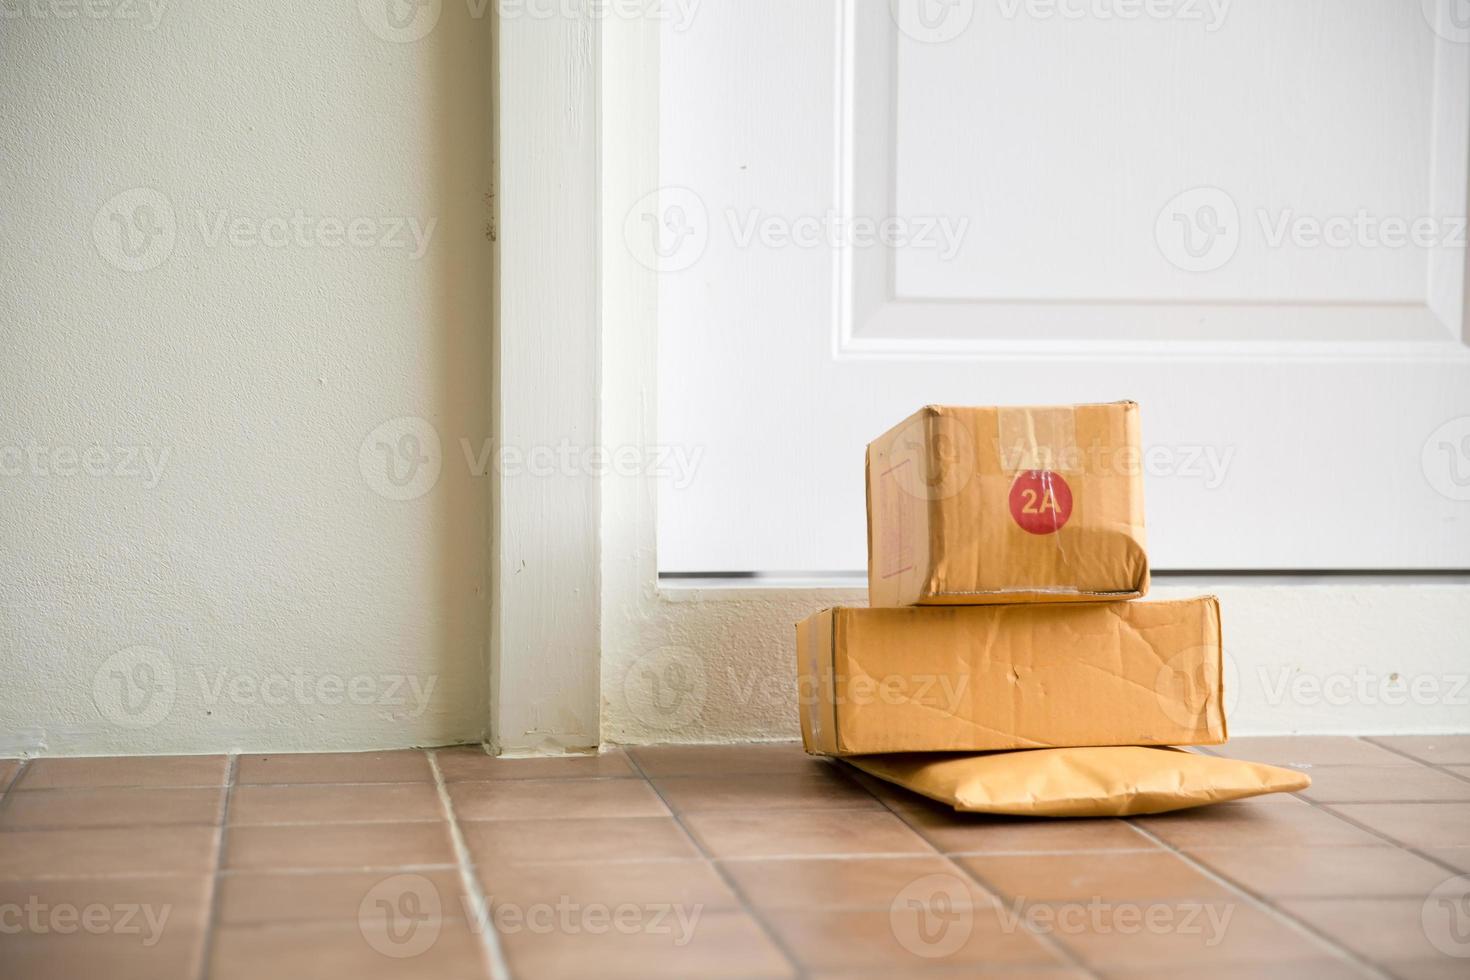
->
[867,402,1148,606]
[797,597,1224,756]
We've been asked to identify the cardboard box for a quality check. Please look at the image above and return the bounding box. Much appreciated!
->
[797,597,1225,756]
[867,402,1148,606]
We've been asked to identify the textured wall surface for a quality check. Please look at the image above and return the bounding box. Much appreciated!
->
[0,2,494,755]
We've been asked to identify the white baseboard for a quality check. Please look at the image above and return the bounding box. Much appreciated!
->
[9,577,1463,758]
[606,576,1470,745]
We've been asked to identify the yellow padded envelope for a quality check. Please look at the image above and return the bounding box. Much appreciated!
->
[846,746,1309,817]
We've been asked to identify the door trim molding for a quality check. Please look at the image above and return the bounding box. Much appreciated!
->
[491,9,601,753]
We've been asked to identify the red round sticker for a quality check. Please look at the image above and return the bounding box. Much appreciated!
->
[1008,470,1073,535]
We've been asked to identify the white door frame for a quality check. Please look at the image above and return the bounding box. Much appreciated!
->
[492,7,1470,754]
[490,9,602,753]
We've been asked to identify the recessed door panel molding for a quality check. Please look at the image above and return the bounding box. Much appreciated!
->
[836,0,1470,357]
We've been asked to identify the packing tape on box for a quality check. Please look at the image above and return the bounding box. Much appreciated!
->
[802,611,825,748]
[995,405,1078,473]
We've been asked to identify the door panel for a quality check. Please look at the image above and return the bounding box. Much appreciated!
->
[655,0,1470,572]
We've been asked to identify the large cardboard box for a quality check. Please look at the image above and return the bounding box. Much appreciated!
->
[867,402,1148,606]
[797,597,1224,756]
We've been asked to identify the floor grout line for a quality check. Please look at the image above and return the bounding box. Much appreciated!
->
[1199,738,1470,875]
[623,751,810,979]
[427,748,514,980]
[1121,818,1390,979]
[1304,801,1469,878]
[1,823,233,833]
[2,780,422,790]
[1299,798,1470,805]
[215,864,463,876]
[0,758,33,815]
[226,780,442,788]
[1267,748,1470,877]
[196,752,239,980]
[1200,738,1448,767]
[713,848,1013,862]
[848,766,1103,980]
[1361,736,1470,784]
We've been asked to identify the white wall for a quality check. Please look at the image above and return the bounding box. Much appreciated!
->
[0,1,494,754]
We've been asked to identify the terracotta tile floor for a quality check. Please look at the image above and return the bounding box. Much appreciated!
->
[0,737,1465,979]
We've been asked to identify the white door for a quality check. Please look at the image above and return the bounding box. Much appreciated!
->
[651,0,1470,574]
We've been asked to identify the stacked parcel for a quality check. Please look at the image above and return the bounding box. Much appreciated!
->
[796,402,1307,816]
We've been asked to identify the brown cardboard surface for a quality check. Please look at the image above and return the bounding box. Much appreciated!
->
[797,598,1224,756]
[846,746,1310,817]
[867,403,1148,606]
